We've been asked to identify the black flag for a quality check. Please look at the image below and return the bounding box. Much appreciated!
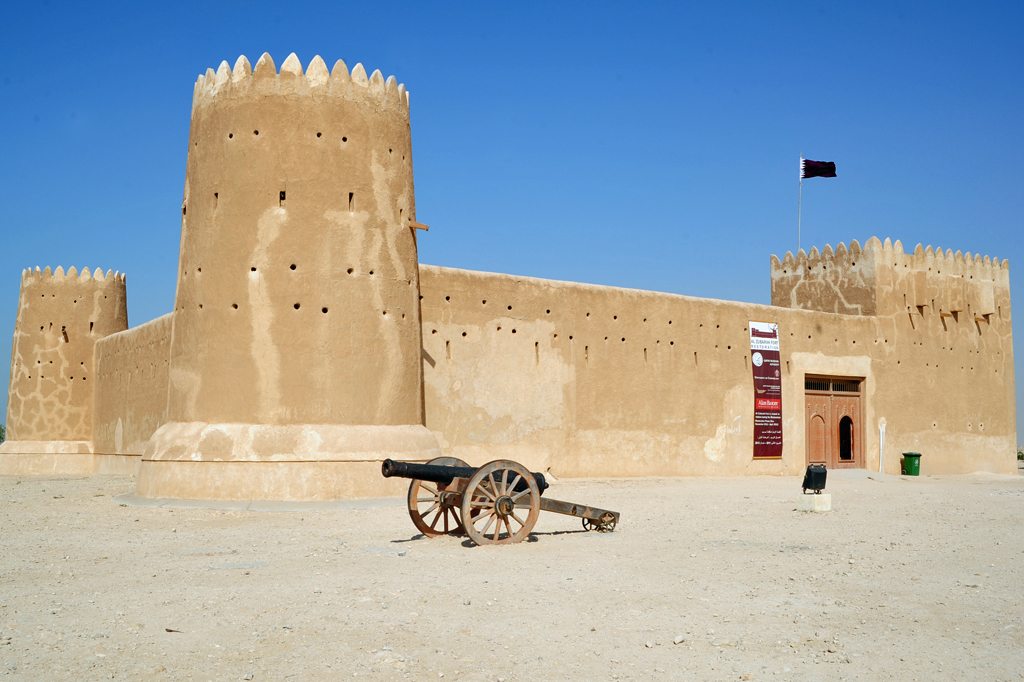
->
[800,159,836,179]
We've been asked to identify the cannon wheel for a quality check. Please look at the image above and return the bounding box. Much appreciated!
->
[407,457,471,538]
[582,512,617,533]
[460,460,540,545]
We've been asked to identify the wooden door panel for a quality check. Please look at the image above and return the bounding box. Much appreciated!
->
[805,395,831,465]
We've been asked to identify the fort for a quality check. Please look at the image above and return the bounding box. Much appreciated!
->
[0,53,1016,499]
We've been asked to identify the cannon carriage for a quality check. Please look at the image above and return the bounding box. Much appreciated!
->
[381,457,620,546]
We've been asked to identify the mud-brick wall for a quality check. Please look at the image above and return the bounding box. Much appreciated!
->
[419,265,1016,478]
[93,314,172,457]
[417,265,837,477]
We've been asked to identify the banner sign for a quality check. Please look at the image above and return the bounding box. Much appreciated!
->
[749,321,783,459]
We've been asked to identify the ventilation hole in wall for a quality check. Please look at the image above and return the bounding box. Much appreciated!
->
[482,300,487,305]
[389,148,393,154]
[342,136,348,142]
[89,322,93,332]
[251,267,257,272]
[716,324,720,328]
[670,341,674,345]
[621,337,625,342]
[254,130,259,135]
[586,312,590,317]
[462,332,467,337]
[198,304,203,309]
[294,303,301,310]
[553,334,558,339]
[322,307,328,314]
[279,191,286,205]
[613,315,617,320]
[382,310,387,315]
[669,320,673,325]
[497,326,501,331]
[348,192,354,212]
[317,132,322,138]
[445,296,450,301]
[569,335,573,340]
[402,313,405,319]
[197,267,202,273]
[228,133,233,139]
[643,318,647,322]
[73,299,77,304]
[347,268,354,274]
[290,264,296,270]
[369,270,374,275]
[512,329,517,334]
[232,304,238,309]
[508,305,513,310]
[432,329,437,334]
[546,309,551,314]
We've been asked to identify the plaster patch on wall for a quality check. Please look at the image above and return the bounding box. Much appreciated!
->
[424,319,572,445]
[702,386,747,463]
[250,207,286,422]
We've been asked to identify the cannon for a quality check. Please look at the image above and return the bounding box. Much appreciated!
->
[381,457,620,545]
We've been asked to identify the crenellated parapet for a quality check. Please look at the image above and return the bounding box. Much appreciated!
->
[193,53,409,117]
[1,265,128,472]
[771,237,1010,320]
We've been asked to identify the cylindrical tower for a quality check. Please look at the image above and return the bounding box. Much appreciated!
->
[137,53,441,500]
[0,266,128,474]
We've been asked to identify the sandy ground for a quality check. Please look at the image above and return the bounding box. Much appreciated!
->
[1,469,1023,682]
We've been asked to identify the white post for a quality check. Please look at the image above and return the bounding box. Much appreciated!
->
[879,422,886,474]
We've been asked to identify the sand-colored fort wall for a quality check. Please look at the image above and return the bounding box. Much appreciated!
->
[420,256,1015,477]
[0,267,127,474]
[91,313,172,474]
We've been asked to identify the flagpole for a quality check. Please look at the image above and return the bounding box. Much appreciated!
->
[798,154,803,253]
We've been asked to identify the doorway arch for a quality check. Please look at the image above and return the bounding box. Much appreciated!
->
[839,415,854,461]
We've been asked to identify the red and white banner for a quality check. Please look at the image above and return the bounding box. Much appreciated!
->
[750,321,783,459]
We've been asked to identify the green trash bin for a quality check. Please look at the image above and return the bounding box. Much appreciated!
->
[902,452,922,476]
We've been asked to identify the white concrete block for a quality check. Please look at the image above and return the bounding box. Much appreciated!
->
[797,492,831,512]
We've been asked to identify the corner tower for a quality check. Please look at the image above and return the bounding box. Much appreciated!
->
[0,266,128,474]
[137,53,440,500]
[771,237,1010,321]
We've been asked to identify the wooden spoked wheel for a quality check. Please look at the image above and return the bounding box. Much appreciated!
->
[460,460,541,545]
[407,457,470,538]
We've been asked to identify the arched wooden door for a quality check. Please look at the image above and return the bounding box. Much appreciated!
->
[805,376,863,468]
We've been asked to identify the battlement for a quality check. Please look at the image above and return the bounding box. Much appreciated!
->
[192,53,409,116]
[771,237,1010,317]
[23,265,126,285]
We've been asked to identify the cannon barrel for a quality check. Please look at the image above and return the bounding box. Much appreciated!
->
[381,459,548,495]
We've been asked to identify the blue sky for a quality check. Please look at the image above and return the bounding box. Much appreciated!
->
[1,1,1022,438]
